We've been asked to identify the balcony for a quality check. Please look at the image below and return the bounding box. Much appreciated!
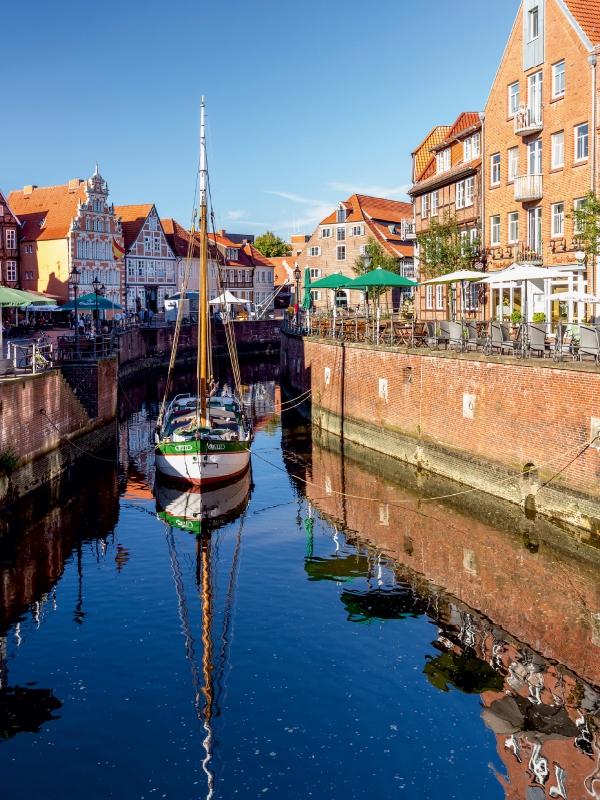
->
[514,173,543,202]
[514,105,543,135]
[515,241,544,265]
[401,219,416,240]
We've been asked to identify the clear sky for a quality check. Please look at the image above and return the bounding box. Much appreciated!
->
[2,0,519,238]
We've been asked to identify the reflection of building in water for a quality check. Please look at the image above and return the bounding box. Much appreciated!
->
[120,403,156,488]
[243,380,279,433]
[297,428,600,800]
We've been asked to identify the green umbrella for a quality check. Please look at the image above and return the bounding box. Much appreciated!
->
[302,268,312,311]
[0,287,36,354]
[309,273,353,289]
[60,292,123,311]
[348,267,418,289]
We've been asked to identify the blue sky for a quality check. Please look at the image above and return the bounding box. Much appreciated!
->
[2,0,519,238]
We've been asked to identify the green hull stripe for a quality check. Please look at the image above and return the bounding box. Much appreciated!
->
[156,440,249,456]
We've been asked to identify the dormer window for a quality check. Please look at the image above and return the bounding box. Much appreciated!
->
[39,218,46,228]
[226,247,239,261]
[337,208,346,223]
[436,148,451,173]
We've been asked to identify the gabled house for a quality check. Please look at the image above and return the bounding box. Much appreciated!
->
[162,218,220,298]
[409,113,484,319]
[114,204,177,313]
[0,189,20,289]
[8,166,125,305]
[209,230,275,310]
[300,195,414,310]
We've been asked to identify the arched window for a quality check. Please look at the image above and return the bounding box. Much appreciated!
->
[335,289,348,308]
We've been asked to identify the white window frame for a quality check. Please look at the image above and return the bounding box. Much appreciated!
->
[309,268,321,279]
[421,194,429,218]
[5,261,17,282]
[349,225,364,236]
[508,212,519,243]
[5,229,16,249]
[310,289,322,301]
[552,202,564,237]
[431,191,439,217]
[319,227,332,238]
[528,139,542,175]
[308,246,321,257]
[425,285,433,310]
[491,153,501,185]
[573,197,586,233]
[472,133,481,157]
[551,131,564,169]
[336,245,346,261]
[575,123,589,162]
[456,181,465,209]
[465,177,474,208]
[491,215,501,246]
[508,82,520,117]
[336,227,346,242]
[463,137,472,162]
[508,147,519,181]
[435,284,444,310]
[529,6,539,41]
[553,60,565,98]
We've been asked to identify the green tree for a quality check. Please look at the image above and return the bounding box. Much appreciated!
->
[352,237,400,306]
[569,192,600,264]
[253,230,291,258]
[415,215,481,281]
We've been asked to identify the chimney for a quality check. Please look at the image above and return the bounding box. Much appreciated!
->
[242,238,248,244]
[68,178,84,191]
[23,185,37,196]
[218,229,225,236]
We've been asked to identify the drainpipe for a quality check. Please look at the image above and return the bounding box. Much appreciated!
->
[588,54,598,305]
[478,111,486,318]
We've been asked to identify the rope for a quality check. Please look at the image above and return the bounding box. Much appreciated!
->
[39,408,118,463]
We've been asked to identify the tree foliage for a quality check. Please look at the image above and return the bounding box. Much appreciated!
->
[415,215,481,280]
[253,230,291,258]
[352,237,399,300]
[569,192,600,263]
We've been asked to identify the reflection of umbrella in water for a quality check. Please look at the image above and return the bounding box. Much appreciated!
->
[304,553,370,583]
[0,685,62,740]
[481,693,581,745]
[341,585,425,624]
[423,651,505,695]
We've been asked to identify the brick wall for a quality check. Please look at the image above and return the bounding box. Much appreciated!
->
[282,331,600,528]
[60,356,117,420]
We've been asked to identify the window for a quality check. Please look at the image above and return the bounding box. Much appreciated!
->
[529,6,539,41]
[268,271,272,282]
[456,181,465,209]
[553,60,565,98]
[149,216,157,231]
[238,269,243,282]
[528,139,542,174]
[551,131,564,168]
[0,205,4,216]
[463,137,472,162]
[154,236,160,253]
[491,215,500,245]
[508,82,520,116]
[508,212,519,243]
[226,247,239,260]
[157,261,165,278]
[310,290,322,301]
[337,208,346,223]
[435,284,444,310]
[436,148,451,173]
[431,191,439,217]
[349,225,364,236]
[552,202,564,237]
[465,177,474,207]
[245,269,250,281]
[229,269,235,282]
[6,261,17,281]
[319,227,332,238]
[336,245,346,261]
[472,133,480,157]
[127,260,135,278]
[5,229,16,249]
[574,197,586,233]
[421,194,429,218]
[92,199,102,212]
[147,261,155,279]
[508,147,519,181]
[144,236,151,252]
[460,229,469,254]
[166,263,174,281]
[465,283,479,311]
[575,123,589,161]
[425,285,433,310]
[528,207,542,252]
[308,246,321,256]
[491,153,501,185]
[138,260,145,278]
[86,218,91,231]
[309,268,322,279]
[337,227,346,241]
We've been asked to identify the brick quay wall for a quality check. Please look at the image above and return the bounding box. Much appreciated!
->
[281,330,600,532]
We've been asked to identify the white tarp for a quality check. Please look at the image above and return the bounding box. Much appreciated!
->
[209,291,245,305]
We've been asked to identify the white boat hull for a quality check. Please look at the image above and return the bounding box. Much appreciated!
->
[155,448,250,485]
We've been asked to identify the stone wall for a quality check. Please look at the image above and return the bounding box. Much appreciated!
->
[281,331,600,530]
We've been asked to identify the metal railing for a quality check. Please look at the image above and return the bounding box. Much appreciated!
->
[514,105,543,135]
[514,173,543,201]
[515,240,544,265]
[401,219,416,239]
[55,334,115,361]
[6,341,54,373]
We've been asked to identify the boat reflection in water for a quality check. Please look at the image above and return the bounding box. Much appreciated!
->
[293,425,600,800]
[154,467,251,798]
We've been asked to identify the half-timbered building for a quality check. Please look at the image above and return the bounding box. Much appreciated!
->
[0,189,20,289]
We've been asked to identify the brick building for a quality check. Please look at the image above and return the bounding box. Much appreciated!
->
[299,195,415,311]
[9,167,125,305]
[483,0,600,322]
[409,114,484,319]
[0,189,20,289]
[114,204,177,313]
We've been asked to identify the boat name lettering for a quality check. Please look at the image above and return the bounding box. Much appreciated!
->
[207,443,226,451]
[174,445,193,452]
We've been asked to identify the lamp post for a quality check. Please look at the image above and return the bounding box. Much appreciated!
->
[70,266,81,359]
[361,253,372,317]
[92,275,101,332]
[294,265,301,329]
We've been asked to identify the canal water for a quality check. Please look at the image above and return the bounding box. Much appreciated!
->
[2,361,600,799]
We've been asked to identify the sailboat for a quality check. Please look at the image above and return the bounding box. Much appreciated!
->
[155,99,252,485]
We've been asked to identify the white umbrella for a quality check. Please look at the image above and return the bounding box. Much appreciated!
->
[209,290,245,305]
[544,292,600,303]
[420,269,488,285]
[478,264,571,323]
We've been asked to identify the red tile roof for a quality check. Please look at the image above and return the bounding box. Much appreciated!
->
[412,126,452,178]
[409,157,482,195]
[412,111,482,185]
[162,218,202,259]
[8,182,87,242]
[320,194,412,226]
[114,204,154,251]
[564,0,600,44]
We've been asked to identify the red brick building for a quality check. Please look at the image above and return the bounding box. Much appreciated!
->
[409,114,484,319]
[483,0,600,322]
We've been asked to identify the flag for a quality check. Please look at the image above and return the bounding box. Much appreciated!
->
[112,240,125,260]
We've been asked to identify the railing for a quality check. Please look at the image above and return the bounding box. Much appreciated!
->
[55,334,116,361]
[514,173,543,202]
[401,219,416,240]
[515,241,544,265]
[514,105,543,135]
[6,341,55,373]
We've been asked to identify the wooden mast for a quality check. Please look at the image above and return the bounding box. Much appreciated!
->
[198,98,209,428]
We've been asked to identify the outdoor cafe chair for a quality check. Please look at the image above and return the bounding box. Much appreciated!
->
[490,322,521,356]
[528,324,551,358]
[465,321,486,352]
[577,325,600,364]
[553,324,576,362]
[426,321,449,349]
[447,321,464,351]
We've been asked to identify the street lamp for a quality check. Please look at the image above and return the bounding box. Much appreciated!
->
[294,264,301,327]
[70,265,81,359]
[361,253,372,315]
[92,275,101,334]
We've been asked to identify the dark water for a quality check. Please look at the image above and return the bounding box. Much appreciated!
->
[1,361,600,799]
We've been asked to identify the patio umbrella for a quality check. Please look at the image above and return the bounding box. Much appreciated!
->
[302,268,312,311]
[60,293,124,311]
[348,267,418,289]
[545,292,600,303]
[208,290,245,305]
[0,286,36,355]
[308,273,353,317]
[478,265,570,322]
